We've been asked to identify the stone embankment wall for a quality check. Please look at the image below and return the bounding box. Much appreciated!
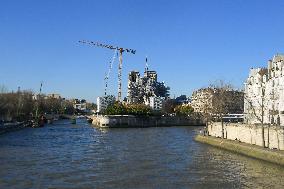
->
[208,122,284,150]
[91,115,204,128]
[195,135,284,166]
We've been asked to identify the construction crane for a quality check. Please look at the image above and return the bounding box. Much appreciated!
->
[79,40,136,102]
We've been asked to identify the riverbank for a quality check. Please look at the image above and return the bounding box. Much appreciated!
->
[208,122,284,150]
[0,121,31,134]
[90,115,204,128]
[195,135,284,166]
[0,114,76,134]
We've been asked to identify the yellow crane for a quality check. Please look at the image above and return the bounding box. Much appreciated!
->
[79,40,136,102]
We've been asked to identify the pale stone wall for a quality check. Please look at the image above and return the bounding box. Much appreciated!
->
[208,122,284,150]
[195,135,284,166]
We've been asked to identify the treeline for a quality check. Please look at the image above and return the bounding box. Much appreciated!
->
[104,101,194,116]
[0,91,75,122]
[104,103,152,116]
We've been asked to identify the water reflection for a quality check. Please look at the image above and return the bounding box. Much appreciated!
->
[0,119,283,189]
[95,126,110,134]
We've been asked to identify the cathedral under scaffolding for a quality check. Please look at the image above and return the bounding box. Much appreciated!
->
[127,67,169,107]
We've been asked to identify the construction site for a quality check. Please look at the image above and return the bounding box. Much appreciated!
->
[79,40,170,113]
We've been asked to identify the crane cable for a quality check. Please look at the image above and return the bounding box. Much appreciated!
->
[104,49,118,96]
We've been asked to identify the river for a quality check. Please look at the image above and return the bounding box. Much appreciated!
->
[0,119,284,189]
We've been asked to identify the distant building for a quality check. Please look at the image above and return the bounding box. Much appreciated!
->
[244,54,284,126]
[127,71,142,104]
[97,95,116,113]
[73,99,87,111]
[190,88,213,113]
[147,96,165,111]
[32,94,44,101]
[97,97,105,113]
[127,68,169,108]
[47,93,61,99]
[32,93,62,101]
[190,88,244,114]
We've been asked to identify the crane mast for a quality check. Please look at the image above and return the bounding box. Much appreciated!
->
[79,40,136,102]
[118,48,123,101]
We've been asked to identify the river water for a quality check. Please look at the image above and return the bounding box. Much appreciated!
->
[0,119,284,189]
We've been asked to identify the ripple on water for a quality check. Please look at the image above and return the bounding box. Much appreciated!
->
[0,120,284,189]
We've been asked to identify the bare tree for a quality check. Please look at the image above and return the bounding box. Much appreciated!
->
[0,85,8,93]
[202,99,213,136]
[190,80,242,137]
[210,80,235,139]
[244,68,267,147]
[161,98,176,115]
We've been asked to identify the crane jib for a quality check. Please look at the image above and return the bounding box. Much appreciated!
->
[79,39,136,102]
[78,40,136,54]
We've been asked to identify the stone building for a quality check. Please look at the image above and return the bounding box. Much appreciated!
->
[190,88,244,114]
[127,71,143,104]
[73,99,87,112]
[96,95,116,113]
[47,93,61,99]
[127,69,169,110]
[148,96,165,111]
[190,88,214,113]
[244,54,284,126]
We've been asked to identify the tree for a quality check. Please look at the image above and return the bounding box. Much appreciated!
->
[0,87,79,122]
[104,95,116,107]
[61,100,75,115]
[162,99,177,115]
[0,85,8,93]
[155,82,170,98]
[175,95,187,105]
[245,68,267,147]
[174,105,194,116]
[202,102,212,135]
[126,103,152,116]
[103,102,152,116]
[16,91,35,121]
[191,88,214,134]
[209,80,237,139]
[0,90,35,121]
[104,102,127,115]
[86,102,97,111]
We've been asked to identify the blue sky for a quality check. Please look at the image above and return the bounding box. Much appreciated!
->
[1,0,284,102]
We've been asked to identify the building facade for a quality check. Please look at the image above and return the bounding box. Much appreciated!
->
[148,96,165,111]
[190,88,244,114]
[127,69,168,109]
[190,88,214,113]
[73,99,87,112]
[244,54,284,126]
[47,93,61,99]
[96,95,116,113]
